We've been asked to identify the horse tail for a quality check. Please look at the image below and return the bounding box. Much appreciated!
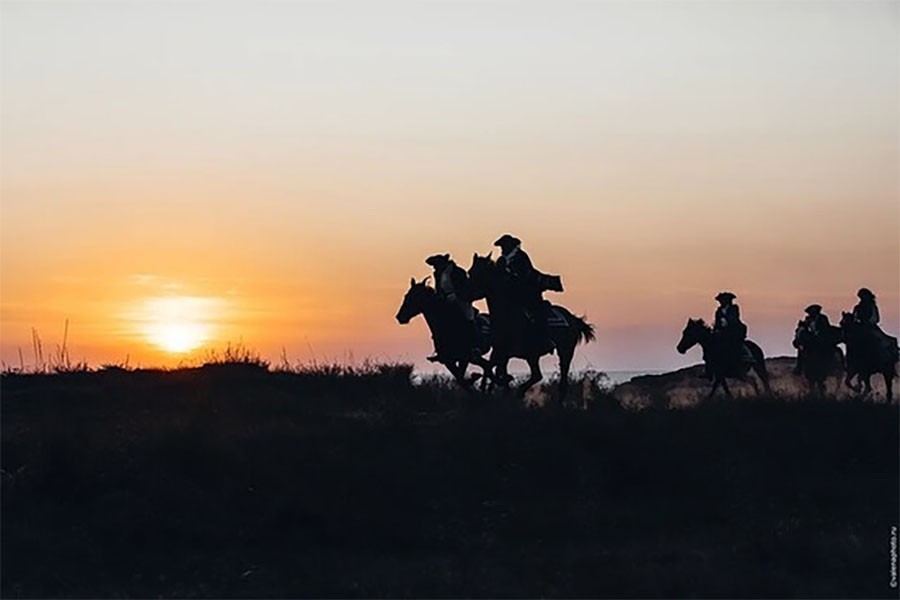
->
[572,314,596,346]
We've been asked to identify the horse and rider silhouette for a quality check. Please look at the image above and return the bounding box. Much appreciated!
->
[395,235,594,402]
[676,291,771,399]
[791,307,844,396]
[835,288,898,398]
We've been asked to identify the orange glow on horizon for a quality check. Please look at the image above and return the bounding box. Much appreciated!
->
[1,2,897,371]
[132,296,222,354]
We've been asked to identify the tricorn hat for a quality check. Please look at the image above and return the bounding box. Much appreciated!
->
[805,304,823,315]
[857,287,875,299]
[715,291,736,302]
[493,234,521,248]
[425,253,451,267]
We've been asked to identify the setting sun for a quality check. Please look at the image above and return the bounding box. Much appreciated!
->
[135,296,222,354]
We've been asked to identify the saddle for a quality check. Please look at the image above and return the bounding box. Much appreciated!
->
[522,304,568,328]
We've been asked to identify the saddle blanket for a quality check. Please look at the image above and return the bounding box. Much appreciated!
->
[548,307,569,328]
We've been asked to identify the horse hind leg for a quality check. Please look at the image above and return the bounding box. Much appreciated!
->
[557,341,575,406]
[754,362,772,395]
[747,374,760,395]
[516,356,543,399]
[814,378,826,397]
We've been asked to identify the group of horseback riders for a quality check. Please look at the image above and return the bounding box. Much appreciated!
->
[423,234,561,362]
[710,286,894,377]
[402,237,895,400]
[421,235,895,371]
[791,287,896,377]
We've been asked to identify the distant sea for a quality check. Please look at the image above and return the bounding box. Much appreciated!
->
[601,370,669,386]
[415,366,669,387]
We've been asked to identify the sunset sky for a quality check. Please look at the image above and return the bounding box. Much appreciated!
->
[1,1,898,371]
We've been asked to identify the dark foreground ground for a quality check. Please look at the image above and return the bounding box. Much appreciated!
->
[2,364,898,598]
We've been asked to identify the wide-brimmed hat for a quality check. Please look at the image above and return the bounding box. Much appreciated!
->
[805,304,822,315]
[493,234,521,248]
[715,292,736,302]
[857,288,875,300]
[425,253,450,267]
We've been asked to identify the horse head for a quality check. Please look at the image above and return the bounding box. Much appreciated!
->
[792,319,806,349]
[839,311,855,330]
[677,318,710,354]
[468,251,495,297]
[395,276,434,324]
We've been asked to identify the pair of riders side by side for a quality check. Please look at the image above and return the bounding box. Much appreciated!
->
[793,288,895,375]
[424,234,560,363]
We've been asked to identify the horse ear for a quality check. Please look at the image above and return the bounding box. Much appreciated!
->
[410,277,415,287]
[422,275,432,286]
[488,250,493,260]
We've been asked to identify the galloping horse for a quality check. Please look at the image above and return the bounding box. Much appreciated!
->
[677,319,771,398]
[395,277,493,389]
[467,253,595,402]
[838,311,897,400]
[792,321,844,396]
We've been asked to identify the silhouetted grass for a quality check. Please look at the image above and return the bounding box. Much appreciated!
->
[1,365,897,598]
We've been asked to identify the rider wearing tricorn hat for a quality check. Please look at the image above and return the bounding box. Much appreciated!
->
[494,234,556,351]
[425,253,476,361]
[802,304,832,337]
[794,303,833,375]
[713,292,749,367]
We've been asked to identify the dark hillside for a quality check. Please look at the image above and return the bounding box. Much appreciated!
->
[2,366,897,598]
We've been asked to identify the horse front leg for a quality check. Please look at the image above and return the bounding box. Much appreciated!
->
[844,371,860,393]
[491,353,512,392]
[720,378,733,399]
[470,355,496,390]
[884,372,894,402]
[707,377,721,400]
[447,360,472,390]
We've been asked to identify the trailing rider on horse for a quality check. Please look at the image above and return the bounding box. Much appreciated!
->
[493,234,563,354]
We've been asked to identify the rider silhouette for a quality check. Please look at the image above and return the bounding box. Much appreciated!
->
[425,253,476,362]
[852,288,880,326]
[713,292,749,368]
[851,287,892,363]
[494,234,552,351]
[794,304,832,375]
